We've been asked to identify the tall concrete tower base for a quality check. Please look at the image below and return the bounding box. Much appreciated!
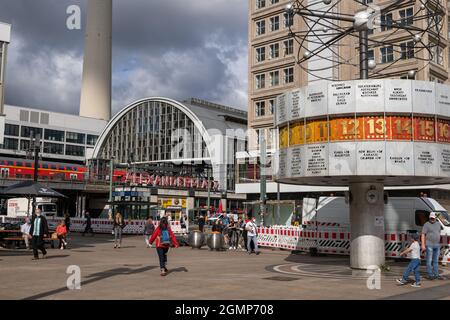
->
[349,182,385,269]
[79,0,112,121]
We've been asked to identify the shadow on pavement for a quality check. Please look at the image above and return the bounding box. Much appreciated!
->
[42,254,70,260]
[22,265,158,300]
[382,282,450,300]
[167,267,188,275]
[284,253,351,265]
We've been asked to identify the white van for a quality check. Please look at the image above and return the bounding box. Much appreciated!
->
[7,198,57,218]
[302,197,450,236]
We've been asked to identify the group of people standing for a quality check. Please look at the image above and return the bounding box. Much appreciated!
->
[210,214,260,255]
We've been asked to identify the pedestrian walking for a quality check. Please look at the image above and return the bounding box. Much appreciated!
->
[242,216,251,251]
[144,217,155,248]
[198,215,205,233]
[180,214,187,234]
[64,212,71,234]
[245,216,260,255]
[82,211,94,236]
[228,217,238,250]
[20,218,31,249]
[396,233,422,287]
[113,212,126,248]
[421,212,444,280]
[237,217,244,250]
[149,217,179,276]
[29,208,49,260]
[56,221,68,250]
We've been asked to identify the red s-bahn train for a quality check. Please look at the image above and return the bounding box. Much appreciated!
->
[0,157,126,183]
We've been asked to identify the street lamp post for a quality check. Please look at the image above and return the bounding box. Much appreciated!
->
[207,164,211,218]
[31,132,41,216]
[259,131,267,227]
[108,156,115,219]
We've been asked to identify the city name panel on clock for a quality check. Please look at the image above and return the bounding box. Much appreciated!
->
[274,80,450,186]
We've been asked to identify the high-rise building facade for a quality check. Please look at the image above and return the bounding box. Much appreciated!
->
[248,0,450,151]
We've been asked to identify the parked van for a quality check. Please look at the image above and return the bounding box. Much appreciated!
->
[7,198,57,218]
[302,197,450,236]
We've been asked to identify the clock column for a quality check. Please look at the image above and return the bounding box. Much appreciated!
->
[349,182,386,269]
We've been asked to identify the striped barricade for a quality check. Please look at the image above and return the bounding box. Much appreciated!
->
[3,217,184,235]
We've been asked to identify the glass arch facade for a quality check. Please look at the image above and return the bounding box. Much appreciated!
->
[99,100,209,164]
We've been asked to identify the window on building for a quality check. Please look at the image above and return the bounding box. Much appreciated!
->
[66,132,86,144]
[256,0,265,9]
[380,13,393,31]
[284,12,294,28]
[284,67,294,83]
[270,16,280,32]
[256,101,266,117]
[44,142,64,155]
[283,39,294,55]
[271,0,279,4]
[399,8,414,26]
[380,46,394,63]
[269,99,275,115]
[256,74,266,89]
[429,75,444,83]
[269,43,279,59]
[86,134,98,146]
[4,124,19,137]
[20,126,42,138]
[19,110,29,122]
[3,138,18,150]
[44,129,65,142]
[256,47,265,62]
[429,14,444,34]
[20,140,30,151]
[431,44,444,65]
[256,20,266,35]
[400,41,415,60]
[66,145,85,157]
[270,71,279,87]
[368,49,374,61]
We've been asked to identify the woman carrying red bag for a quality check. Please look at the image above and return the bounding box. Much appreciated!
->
[149,217,179,276]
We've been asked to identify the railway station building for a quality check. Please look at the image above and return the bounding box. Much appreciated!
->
[89,97,248,220]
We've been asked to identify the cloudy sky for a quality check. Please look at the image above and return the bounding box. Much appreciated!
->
[0,0,248,115]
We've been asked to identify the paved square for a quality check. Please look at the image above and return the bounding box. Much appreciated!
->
[0,234,449,300]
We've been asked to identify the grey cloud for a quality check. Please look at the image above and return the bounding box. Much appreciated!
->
[0,0,248,115]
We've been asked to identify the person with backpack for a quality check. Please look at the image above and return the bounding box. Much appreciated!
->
[149,217,179,276]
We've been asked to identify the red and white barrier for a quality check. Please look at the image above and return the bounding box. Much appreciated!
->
[257,226,450,263]
[2,217,186,234]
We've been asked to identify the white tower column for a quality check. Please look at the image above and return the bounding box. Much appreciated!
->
[349,182,385,269]
[79,0,112,121]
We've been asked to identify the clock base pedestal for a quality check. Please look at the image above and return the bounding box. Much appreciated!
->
[349,182,386,270]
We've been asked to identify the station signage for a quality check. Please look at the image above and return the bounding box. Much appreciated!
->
[125,173,219,190]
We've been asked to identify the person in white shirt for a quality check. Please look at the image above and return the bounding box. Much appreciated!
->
[20,218,31,249]
[396,233,421,288]
[245,217,260,255]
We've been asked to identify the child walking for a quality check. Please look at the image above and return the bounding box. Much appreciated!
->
[396,233,422,288]
[149,217,179,276]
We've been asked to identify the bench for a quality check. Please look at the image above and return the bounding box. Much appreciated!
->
[0,231,57,249]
